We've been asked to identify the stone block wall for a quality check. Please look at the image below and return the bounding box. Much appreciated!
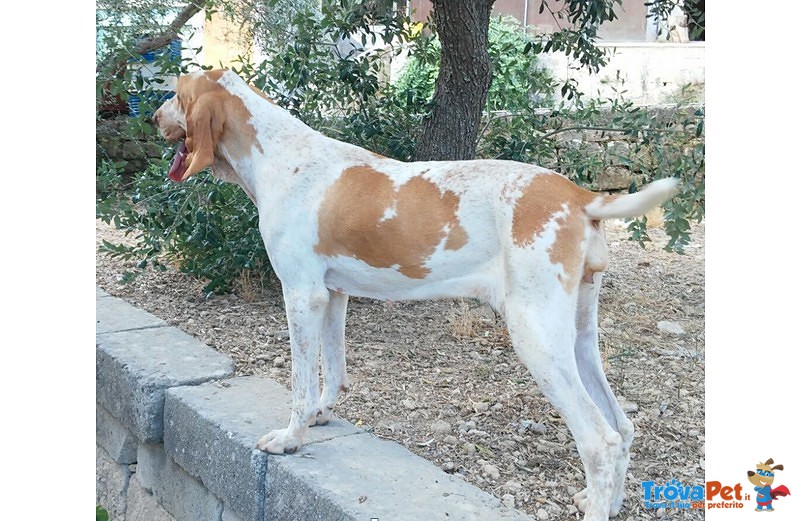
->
[96,287,533,521]
[96,118,164,175]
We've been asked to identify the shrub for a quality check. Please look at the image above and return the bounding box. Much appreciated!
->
[97,160,269,294]
[394,16,556,112]
[477,95,704,252]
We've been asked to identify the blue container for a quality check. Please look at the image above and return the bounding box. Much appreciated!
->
[168,39,182,61]
[127,38,181,116]
[128,94,141,116]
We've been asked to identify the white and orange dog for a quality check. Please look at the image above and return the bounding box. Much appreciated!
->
[154,69,678,520]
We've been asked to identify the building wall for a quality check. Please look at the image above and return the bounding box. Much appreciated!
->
[405,0,704,105]
[411,0,655,42]
[201,12,254,68]
[409,0,432,21]
[540,41,705,105]
[597,1,650,41]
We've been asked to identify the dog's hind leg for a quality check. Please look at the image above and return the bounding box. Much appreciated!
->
[312,290,350,426]
[256,284,329,454]
[505,286,623,521]
[572,273,634,517]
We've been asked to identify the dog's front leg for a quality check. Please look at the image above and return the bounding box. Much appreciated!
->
[313,290,349,426]
[256,287,329,454]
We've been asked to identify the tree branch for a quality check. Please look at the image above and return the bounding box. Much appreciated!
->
[133,0,207,55]
[537,125,690,140]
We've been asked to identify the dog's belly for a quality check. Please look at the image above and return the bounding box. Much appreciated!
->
[322,254,502,303]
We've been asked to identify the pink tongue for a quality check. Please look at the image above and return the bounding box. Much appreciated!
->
[168,142,189,182]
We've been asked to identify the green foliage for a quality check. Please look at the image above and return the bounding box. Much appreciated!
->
[96,505,109,521]
[97,160,269,294]
[96,0,705,295]
[394,16,556,112]
[477,95,704,252]
[531,0,623,100]
[96,1,268,295]
[232,0,421,159]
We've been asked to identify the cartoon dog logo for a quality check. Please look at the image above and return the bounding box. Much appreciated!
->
[747,458,791,511]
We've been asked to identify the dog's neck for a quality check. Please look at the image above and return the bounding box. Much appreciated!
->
[213,75,379,213]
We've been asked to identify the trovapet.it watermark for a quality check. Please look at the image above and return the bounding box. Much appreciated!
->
[642,479,745,510]
[642,457,791,512]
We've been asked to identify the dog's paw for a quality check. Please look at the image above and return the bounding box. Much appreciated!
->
[573,487,589,513]
[255,428,301,454]
[573,488,623,518]
[309,406,334,427]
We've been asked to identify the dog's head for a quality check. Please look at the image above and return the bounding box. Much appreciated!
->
[747,458,784,487]
[153,69,266,183]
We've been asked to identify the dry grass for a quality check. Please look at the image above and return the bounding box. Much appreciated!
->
[644,206,665,228]
[448,300,482,339]
[233,269,267,303]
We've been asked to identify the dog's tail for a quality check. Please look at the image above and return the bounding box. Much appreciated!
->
[585,177,680,220]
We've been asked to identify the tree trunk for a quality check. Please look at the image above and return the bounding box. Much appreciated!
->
[414,0,495,161]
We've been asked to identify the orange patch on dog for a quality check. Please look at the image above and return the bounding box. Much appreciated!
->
[548,206,585,292]
[512,173,597,292]
[314,166,469,278]
[445,224,468,251]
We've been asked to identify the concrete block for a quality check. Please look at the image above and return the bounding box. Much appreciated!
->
[127,474,176,521]
[135,443,164,495]
[97,326,234,443]
[137,442,223,521]
[96,445,130,521]
[122,141,164,159]
[123,158,149,175]
[265,433,533,521]
[97,287,111,298]
[97,138,124,160]
[595,166,638,191]
[97,404,138,464]
[96,295,166,335]
[164,376,361,521]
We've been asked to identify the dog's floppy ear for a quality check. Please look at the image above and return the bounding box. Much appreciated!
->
[184,94,226,178]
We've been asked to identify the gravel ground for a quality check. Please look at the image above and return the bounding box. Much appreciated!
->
[96,216,704,520]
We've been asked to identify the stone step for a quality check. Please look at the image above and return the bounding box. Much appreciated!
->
[96,287,533,520]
